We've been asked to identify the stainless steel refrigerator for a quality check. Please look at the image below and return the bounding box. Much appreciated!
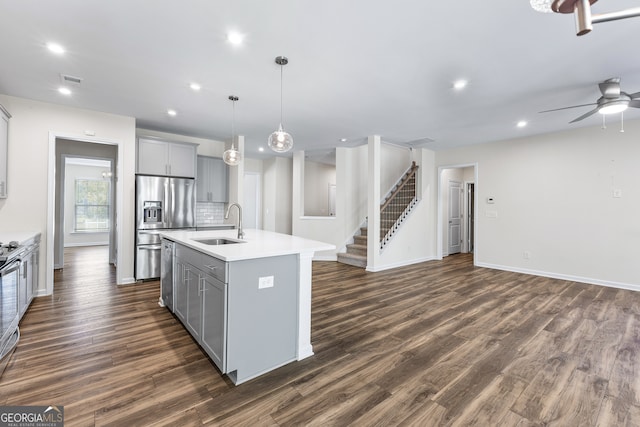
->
[135,175,195,280]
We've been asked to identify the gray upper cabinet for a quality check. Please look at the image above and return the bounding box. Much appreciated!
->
[196,155,228,203]
[137,137,197,178]
[0,104,10,198]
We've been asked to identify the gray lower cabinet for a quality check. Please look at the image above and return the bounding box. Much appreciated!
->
[19,240,40,319]
[185,265,202,341]
[169,242,298,384]
[201,274,227,371]
[173,243,228,372]
[174,259,188,323]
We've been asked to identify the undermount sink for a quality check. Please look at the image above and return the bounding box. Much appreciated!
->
[194,238,245,246]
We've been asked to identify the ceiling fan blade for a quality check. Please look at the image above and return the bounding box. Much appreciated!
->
[569,108,600,123]
[599,78,621,99]
[538,103,597,113]
[629,99,640,108]
[628,91,640,99]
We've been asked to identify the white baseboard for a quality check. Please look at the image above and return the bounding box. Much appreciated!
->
[64,242,108,247]
[476,262,640,292]
[313,255,338,261]
[366,256,438,273]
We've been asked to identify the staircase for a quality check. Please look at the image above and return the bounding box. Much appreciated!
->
[337,226,368,268]
[337,161,420,268]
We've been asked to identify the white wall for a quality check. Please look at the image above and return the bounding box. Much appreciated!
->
[263,157,292,234]
[292,146,368,260]
[380,143,412,199]
[303,160,336,216]
[436,118,640,289]
[0,94,136,291]
[64,163,110,246]
[372,147,438,271]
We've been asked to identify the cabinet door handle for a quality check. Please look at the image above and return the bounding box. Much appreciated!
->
[204,264,217,271]
[199,276,205,295]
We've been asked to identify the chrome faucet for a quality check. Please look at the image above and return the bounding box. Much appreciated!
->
[225,203,244,239]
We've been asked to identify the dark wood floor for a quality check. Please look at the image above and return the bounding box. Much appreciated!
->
[1,247,639,426]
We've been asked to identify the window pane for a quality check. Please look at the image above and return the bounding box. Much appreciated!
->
[75,178,110,232]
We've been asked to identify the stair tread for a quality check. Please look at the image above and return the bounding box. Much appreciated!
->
[338,252,366,260]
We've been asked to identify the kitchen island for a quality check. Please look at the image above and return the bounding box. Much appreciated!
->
[160,229,334,385]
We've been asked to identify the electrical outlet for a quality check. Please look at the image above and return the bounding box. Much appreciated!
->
[523,251,531,260]
[258,276,274,289]
[613,189,622,198]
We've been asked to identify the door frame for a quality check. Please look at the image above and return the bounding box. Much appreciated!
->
[47,132,123,295]
[437,163,478,261]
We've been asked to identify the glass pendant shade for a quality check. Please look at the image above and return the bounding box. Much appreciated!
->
[223,143,241,166]
[267,123,294,153]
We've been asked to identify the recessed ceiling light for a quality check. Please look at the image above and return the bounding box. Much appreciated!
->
[189,83,201,91]
[340,138,347,142]
[58,87,71,95]
[47,42,65,54]
[167,109,177,117]
[258,147,264,152]
[517,120,528,128]
[227,31,244,45]
[453,79,468,90]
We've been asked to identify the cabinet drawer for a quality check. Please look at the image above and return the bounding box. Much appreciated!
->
[201,255,226,283]
[175,244,201,267]
[175,243,226,282]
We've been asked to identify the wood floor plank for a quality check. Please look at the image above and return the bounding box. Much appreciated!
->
[2,248,640,426]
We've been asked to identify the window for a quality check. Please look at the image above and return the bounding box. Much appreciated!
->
[75,179,110,232]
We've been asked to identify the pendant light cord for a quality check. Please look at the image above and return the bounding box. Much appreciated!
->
[280,63,284,127]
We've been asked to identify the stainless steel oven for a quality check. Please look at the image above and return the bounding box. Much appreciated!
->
[1,258,21,373]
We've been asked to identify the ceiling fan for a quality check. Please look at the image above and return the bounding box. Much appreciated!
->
[540,78,640,123]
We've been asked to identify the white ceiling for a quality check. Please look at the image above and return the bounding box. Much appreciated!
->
[1,0,639,158]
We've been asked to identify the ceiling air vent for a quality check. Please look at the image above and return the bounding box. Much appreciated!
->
[60,74,83,86]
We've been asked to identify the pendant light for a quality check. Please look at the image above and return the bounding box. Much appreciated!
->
[268,56,294,153]
[223,95,241,166]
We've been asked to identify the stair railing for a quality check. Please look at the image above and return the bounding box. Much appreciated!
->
[380,161,419,249]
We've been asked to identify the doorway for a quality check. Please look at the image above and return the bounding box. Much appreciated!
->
[438,164,477,260]
[48,135,121,294]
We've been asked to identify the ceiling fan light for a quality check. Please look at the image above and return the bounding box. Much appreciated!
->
[530,0,554,13]
[599,102,628,115]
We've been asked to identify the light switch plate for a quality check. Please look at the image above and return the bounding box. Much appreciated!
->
[258,275,274,289]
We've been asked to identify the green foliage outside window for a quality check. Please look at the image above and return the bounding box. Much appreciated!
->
[75,179,110,232]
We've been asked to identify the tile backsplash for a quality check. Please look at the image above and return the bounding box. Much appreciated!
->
[196,202,226,226]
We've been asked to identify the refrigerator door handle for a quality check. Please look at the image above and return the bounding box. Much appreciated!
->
[139,245,162,251]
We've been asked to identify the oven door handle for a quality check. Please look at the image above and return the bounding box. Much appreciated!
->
[0,259,22,275]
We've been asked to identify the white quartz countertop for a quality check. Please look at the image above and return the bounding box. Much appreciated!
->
[0,231,41,245]
[160,229,335,262]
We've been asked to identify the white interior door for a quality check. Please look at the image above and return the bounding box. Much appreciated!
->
[448,180,462,255]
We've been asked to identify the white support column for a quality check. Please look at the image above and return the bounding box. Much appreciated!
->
[297,251,315,360]
[367,135,381,271]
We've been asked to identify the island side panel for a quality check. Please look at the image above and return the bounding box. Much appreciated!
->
[226,254,299,385]
[297,252,315,360]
